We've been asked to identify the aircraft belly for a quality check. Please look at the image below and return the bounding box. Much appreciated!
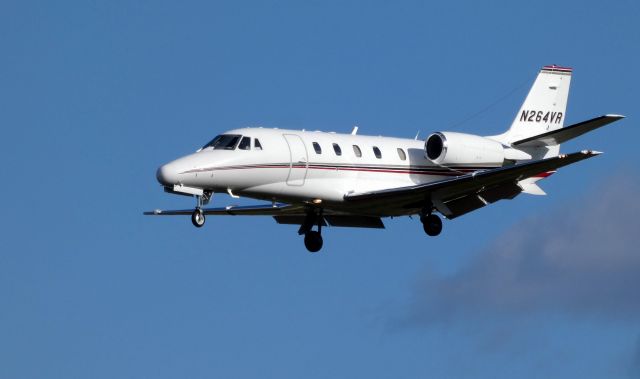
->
[277,178,348,203]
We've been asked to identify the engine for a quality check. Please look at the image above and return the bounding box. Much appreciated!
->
[424,132,505,167]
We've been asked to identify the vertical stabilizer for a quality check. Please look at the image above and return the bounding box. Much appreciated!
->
[501,65,572,157]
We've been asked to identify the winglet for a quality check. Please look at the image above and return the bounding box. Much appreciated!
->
[519,180,546,195]
[518,171,555,195]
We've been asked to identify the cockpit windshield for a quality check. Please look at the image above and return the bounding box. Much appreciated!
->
[201,134,242,150]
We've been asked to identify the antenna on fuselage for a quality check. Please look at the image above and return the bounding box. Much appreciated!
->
[414,131,420,140]
[351,126,359,135]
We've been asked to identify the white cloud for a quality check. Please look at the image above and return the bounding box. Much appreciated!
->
[405,174,640,326]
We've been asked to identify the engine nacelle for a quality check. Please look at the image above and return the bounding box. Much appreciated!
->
[425,132,505,167]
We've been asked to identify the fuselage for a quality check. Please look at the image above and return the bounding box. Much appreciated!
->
[156,127,492,216]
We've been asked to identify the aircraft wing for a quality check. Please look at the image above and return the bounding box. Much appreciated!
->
[144,203,385,229]
[344,150,600,219]
[512,114,624,147]
[144,203,306,216]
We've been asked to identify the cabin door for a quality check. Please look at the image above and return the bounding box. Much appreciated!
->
[283,134,308,186]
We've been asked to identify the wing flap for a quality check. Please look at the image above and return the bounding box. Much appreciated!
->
[274,215,327,225]
[442,194,487,219]
[324,215,385,228]
[478,182,522,203]
[273,215,384,229]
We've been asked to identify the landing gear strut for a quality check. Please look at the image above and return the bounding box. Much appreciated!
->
[299,209,324,253]
[191,192,212,228]
[421,213,442,236]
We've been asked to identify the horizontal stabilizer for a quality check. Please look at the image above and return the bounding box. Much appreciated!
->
[512,114,624,147]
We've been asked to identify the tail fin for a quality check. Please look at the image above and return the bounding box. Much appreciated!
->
[501,65,572,157]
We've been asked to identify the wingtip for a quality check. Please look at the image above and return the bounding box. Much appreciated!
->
[605,114,625,119]
[561,150,603,159]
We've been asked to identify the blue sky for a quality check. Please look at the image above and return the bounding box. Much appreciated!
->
[1,0,639,378]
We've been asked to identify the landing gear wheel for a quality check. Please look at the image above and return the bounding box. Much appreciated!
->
[421,214,442,236]
[304,231,323,253]
[191,208,205,228]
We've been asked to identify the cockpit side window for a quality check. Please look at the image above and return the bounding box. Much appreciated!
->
[208,134,241,150]
[238,136,251,150]
[201,135,223,150]
[254,139,263,150]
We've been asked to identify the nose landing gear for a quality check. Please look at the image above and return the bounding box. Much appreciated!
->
[190,192,212,228]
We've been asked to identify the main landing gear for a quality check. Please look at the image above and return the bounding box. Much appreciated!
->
[299,210,324,253]
[421,212,442,236]
[304,231,323,253]
[191,192,212,228]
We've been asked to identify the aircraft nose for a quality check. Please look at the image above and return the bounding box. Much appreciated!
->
[156,164,177,186]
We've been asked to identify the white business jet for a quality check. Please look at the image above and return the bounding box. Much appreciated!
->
[146,65,624,252]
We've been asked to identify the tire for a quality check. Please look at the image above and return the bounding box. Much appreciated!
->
[304,231,323,253]
[422,214,442,236]
[191,209,205,228]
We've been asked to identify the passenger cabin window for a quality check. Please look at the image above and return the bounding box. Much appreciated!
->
[352,145,362,157]
[373,146,382,159]
[254,139,263,150]
[332,143,342,156]
[238,136,251,150]
[202,134,241,150]
[313,142,322,154]
[397,148,407,161]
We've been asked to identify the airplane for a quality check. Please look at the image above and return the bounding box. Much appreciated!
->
[145,65,624,252]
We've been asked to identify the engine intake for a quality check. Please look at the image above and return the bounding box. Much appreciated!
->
[425,132,505,167]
